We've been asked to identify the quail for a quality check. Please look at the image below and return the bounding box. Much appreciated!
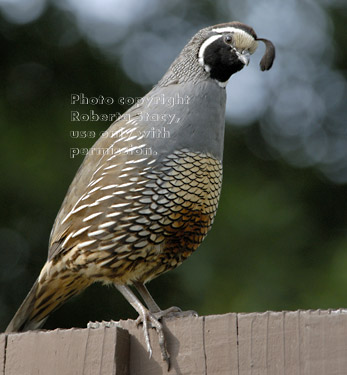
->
[6,22,275,367]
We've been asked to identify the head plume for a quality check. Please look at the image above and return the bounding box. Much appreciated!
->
[211,21,275,71]
[256,37,275,71]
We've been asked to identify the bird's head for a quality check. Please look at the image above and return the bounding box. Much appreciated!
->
[196,22,275,86]
[160,21,275,87]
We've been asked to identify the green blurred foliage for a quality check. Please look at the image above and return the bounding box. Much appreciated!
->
[1,2,347,332]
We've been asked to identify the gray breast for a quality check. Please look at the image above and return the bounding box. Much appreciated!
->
[136,80,226,162]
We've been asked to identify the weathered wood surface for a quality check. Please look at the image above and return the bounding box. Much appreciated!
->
[2,309,347,374]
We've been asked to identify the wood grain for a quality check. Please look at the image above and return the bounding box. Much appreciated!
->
[2,310,347,374]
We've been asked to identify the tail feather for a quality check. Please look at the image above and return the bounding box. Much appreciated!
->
[6,261,90,333]
[6,279,46,332]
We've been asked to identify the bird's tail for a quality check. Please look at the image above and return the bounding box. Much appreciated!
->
[6,279,46,332]
[6,261,90,333]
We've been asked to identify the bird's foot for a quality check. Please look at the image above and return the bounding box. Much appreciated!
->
[153,306,198,320]
[135,309,170,370]
[89,314,171,370]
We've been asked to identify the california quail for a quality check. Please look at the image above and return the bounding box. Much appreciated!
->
[6,21,275,366]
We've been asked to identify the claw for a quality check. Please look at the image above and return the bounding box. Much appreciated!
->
[136,309,170,369]
[136,313,153,358]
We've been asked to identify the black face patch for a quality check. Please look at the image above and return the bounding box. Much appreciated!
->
[203,37,245,83]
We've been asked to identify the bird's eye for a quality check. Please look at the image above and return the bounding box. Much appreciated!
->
[224,35,233,44]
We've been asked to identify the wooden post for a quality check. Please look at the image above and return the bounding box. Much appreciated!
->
[2,309,347,374]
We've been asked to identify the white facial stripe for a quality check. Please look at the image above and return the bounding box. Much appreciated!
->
[198,34,223,67]
[212,26,252,39]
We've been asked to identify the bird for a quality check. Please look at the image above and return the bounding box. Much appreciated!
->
[6,21,275,368]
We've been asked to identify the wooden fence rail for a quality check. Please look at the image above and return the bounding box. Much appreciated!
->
[2,309,347,374]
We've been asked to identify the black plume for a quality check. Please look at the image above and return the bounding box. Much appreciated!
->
[257,38,275,71]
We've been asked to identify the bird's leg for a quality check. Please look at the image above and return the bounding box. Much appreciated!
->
[115,284,170,369]
[133,282,162,313]
[133,281,198,319]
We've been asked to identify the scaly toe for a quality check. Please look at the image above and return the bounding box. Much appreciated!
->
[153,306,198,320]
[136,309,170,369]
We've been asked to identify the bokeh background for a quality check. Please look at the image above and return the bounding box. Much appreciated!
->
[1,0,347,332]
